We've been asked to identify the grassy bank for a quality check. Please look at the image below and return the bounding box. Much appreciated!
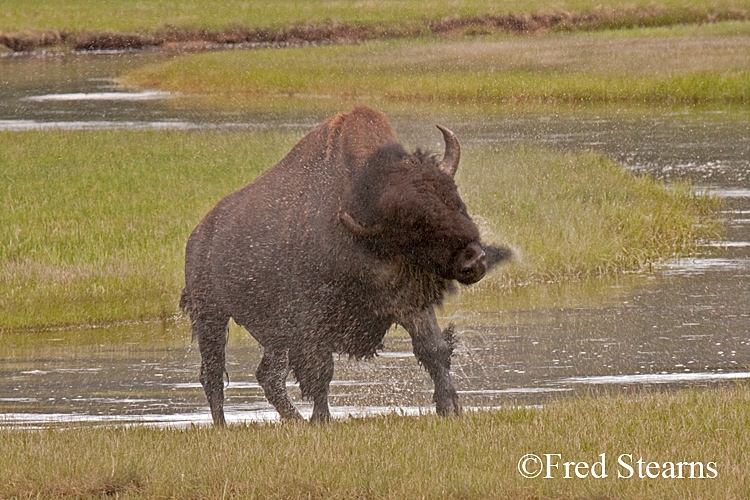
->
[2,386,748,499]
[0,1,747,35]
[460,146,720,285]
[0,130,298,329]
[122,22,750,106]
[1,1,749,51]
[0,129,719,330]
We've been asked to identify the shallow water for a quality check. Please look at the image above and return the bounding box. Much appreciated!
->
[1,51,749,427]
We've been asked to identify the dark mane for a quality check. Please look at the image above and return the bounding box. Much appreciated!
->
[348,144,444,230]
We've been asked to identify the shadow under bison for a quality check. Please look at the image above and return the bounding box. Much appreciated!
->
[181,106,510,425]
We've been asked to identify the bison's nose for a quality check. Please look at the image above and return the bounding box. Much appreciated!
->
[456,243,487,284]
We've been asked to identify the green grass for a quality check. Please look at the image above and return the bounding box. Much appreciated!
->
[0,129,719,330]
[1,0,748,34]
[121,23,750,106]
[2,386,748,499]
[0,130,299,329]
[460,145,720,285]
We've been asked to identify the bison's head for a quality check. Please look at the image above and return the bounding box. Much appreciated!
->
[341,126,507,285]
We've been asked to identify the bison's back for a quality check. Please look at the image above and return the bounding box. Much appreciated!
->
[184,107,398,341]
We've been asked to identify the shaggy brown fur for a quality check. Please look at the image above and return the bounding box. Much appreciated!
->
[182,106,509,424]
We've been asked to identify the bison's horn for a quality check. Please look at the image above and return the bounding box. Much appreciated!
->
[339,211,384,237]
[437,125,460,177]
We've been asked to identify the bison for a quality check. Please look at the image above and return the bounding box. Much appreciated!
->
[181,106,510,425]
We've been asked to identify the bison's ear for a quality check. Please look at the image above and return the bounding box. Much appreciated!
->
[437,125,460,177]
[339,211,384,238]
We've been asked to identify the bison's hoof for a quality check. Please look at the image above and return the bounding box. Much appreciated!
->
[436,401,463,418]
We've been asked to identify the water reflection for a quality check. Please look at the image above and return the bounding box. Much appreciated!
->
[0,119,268,131]
[1,52,749,427]
[1,246,748,428]
[23,91,172,102]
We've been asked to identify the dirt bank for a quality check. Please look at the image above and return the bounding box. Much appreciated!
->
[2,7,748,53]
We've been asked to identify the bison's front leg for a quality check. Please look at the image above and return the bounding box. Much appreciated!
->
[290,348,334,423]
[402,309,462,417]
[256,348,303,421]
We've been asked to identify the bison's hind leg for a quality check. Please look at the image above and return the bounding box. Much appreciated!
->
[256,348,303,421]
[189,303,230,427]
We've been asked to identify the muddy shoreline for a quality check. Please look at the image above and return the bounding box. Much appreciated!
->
[2,7,748,53]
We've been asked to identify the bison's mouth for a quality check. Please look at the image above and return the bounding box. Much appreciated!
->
[453,242,488,285]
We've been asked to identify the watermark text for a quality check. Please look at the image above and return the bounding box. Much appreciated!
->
[518,453,717,479]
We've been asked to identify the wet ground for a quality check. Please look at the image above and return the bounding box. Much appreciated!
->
[1,52,749,427]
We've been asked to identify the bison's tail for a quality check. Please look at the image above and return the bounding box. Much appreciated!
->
[179,288,201,337]
[179,288,198,341]
[180,288,205,344]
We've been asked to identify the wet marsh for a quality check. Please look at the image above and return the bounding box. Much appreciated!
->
[3,263,750,428]
[1,13,750,499]
[0,39,748,423]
